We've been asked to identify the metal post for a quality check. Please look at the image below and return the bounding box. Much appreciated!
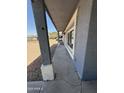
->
[57,31,59,43]
[31,0,54,80]
[31,0,51,65]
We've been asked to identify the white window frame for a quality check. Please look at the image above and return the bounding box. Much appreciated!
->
[67,28,74,49]
[64,9,78,59]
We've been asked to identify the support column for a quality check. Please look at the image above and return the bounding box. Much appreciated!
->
[57,31,59,43]
[31,0,54,80]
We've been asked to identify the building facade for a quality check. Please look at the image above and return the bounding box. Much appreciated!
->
[63,0,97,80]
[32,0,97,81]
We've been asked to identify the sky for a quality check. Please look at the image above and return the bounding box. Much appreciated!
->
[27,0,57,36]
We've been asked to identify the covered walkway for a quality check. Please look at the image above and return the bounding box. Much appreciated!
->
[27,44,96,93]
[43,44,81,93]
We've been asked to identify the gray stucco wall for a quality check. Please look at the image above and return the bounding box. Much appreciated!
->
[83,0,97,80]
[73,0,96,80]
[74,0,93,79]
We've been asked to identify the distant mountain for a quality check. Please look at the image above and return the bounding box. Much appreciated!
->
[27,35,37,38]
[27,35,37,41]
[49,32,57,39]
[27,32,57,40]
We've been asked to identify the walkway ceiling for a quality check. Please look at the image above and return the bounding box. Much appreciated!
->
[44,0,79,32]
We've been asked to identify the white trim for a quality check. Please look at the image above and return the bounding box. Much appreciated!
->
[65,43,74,59]
[63,8,78,60]
[64,9,78,33]
[66,28,75,58]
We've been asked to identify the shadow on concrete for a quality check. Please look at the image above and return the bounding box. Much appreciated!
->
[27,44,57,81]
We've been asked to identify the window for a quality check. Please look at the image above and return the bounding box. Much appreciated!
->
[63,8,78,59]
[67,30,74,49]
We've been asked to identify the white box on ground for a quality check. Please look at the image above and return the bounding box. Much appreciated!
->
[41,64,54,81]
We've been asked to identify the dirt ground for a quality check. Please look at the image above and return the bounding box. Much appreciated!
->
[27,39,57,81]
[27,44,57,81]
[27,39,57,65]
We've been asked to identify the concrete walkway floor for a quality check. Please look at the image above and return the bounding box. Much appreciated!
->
[27,45,97,93]
[27,81,44,93]
[43,45,81,93]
